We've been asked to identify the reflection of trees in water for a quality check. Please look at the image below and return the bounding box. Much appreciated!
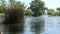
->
[30,19,45,34]
[2,8,24,34]
[8,23,24,34]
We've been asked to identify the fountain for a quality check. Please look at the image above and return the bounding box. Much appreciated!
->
[44,10,47,15]
[40,10,48,18]
[43,10,48,17]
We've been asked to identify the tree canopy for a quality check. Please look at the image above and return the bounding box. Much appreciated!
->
[29,0,45,17]
[24,9,33,16]
[0,0,60,16]
[56,7,60,11]
[47,9,55,16]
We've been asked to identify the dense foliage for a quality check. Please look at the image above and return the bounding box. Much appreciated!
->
[47,9,56,16]
[0,0,60,16]
[1,0,24,34]
[29,0,45,17]
[24,9,33,16]
[56,8,60,11]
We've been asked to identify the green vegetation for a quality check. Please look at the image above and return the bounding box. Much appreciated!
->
[55,8,60,16]
[0,0,24,34]
[0,0,60,34]
[29,0,45,17]
[47,9,56,16]
[55,11,60,16]
[56,8,60,11]
[24,9,33,16]
[0,0,60,17]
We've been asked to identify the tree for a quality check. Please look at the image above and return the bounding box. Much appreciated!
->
[29,0,45,17]
[3,0,25,34]
[14,1,24,8]
[47,9,55,15]
[1,0,6,6]
[0,6,4,13]
[9,0,15,7]
[0,0,6,13]
[44,7,48,10]
[24,9,33,16]
[55,11,60,16]
[55,7,60,16]
[56,8,60,11]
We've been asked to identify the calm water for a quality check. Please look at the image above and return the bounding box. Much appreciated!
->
[24,16,60,34]
[0,16,60,34]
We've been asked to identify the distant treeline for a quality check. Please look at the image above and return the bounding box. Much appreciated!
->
[0,0,60,17]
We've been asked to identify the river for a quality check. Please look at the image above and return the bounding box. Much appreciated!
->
[0,16,60,34]
[24,16,60,34]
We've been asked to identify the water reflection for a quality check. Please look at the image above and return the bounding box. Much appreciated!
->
[24,16,60,34]
[1,9,24,34]
[1,16,60,34]
[30,17,45,34]
[2,21,24,34]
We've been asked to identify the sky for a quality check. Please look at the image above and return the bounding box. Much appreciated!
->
[18,0,60,10]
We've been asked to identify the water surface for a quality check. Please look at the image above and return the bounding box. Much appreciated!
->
[0,16,60,34]
[24,16,60,34]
